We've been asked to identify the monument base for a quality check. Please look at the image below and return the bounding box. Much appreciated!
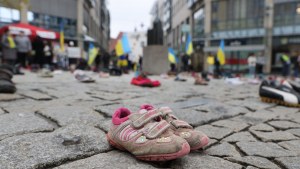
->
[143,45,169,75]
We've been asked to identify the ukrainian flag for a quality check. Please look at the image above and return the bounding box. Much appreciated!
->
[88,43,99,66]
[185,34,193,56]
[168,48,178,64]
[115,34,131,56]
[60,21,65,51]
[217,40,226,65]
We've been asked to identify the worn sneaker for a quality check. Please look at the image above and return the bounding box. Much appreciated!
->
[260,80,300,107]
[106,108,190,161]
[140,105,209,150]
[282,80,300,93]
[0,79,16,93]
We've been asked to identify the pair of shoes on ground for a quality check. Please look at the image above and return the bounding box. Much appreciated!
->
[259,79,300,107]
[0,64,17,93]
[107,104,209,161]
[38,68,53,78]
[131,74,160,87]
[192,73,209,85]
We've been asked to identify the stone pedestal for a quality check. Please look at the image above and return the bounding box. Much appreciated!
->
[143,45,169,75]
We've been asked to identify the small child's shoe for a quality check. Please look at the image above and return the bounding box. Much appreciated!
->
[141,105,209,150]
[106,108,190,161]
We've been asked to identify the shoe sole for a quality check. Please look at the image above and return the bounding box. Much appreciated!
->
[190,135,210,151]
[106,133,190,161]
[261,97,300,107]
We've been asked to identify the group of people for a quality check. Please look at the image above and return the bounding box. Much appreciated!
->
[1,29,53,72]
[248,52,300,78]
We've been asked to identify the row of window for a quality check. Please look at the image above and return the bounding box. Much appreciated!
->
[211,0,300,31]
[0,6,77,37]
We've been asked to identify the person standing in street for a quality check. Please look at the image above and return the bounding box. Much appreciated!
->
[32,36,45,70]
[256,52,265,77]
[43,41,53,68]
[292,51,300,78]
[1,29,17,66]
[207,53,215,75]
[247,53,257,78]
[280,52,291,77]
[214,55,221,78]
[15,31,31,68]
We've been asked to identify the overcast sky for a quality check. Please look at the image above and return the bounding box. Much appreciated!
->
[108,0,155,38]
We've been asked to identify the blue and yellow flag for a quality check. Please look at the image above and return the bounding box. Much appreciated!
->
[217,40,226,65]
[168,48,178,64]
[60,21,65,51]
[116,34,131,56]
[88,43,99,66]
[185,34,193,56]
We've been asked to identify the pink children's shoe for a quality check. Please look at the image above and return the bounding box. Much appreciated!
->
[141,105,210,150]
[106,108,190,161]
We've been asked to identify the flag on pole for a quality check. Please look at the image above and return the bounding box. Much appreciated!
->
[88,43,99,66]
[168,48,178,64]
[59,20,65,51]
[115,34,131,56]
[217,40,226,65]
[185,34,193,55]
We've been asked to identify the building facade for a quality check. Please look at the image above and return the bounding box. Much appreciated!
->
[0,0,110,52]
[151,0,300,73]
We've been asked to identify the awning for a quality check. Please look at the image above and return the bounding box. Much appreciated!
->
[0,23,59,39]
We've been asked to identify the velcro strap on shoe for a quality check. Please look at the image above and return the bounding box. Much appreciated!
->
[158,107,173,116]
[170,120,193,129]
[144,120,170,139]
[132,109,163,128]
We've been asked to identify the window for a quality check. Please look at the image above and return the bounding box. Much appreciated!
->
[211,0,264,31]
[0,7,20,23]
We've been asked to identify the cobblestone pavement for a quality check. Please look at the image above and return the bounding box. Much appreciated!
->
[1,71,300,169]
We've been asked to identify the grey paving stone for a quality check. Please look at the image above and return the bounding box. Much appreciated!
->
[195,125,234,140]
[246,166,259,169]
[225,98,275,111]
[0,94,23,101]
[0,108,5,115]
[0,112,55,140]
[286,128,300,137]
[94,104,138,117]
[231,110,280,125]
[284,113,300,124]
[226,156,280,169]
[96,119,111,133]
[222,132,257,143]
[37,105,104,127]
[170,154,242,169]
[0,124,110,169]
[251,131,298,142]
[278,140,300,155]
[275,157,300,169]
[54,151,156,169]
[206,142,241,157]
[268,106,300,114]
[159,97,210,109]
[236,141,297,158]
[170,103,248,127]
[268,121,300,130]
[19,90,53,100]
[212,119,249,132]
[249,123,275,132]
[203,139,218,149]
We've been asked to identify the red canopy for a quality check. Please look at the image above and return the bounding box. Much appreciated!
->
[0,23,60,40]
